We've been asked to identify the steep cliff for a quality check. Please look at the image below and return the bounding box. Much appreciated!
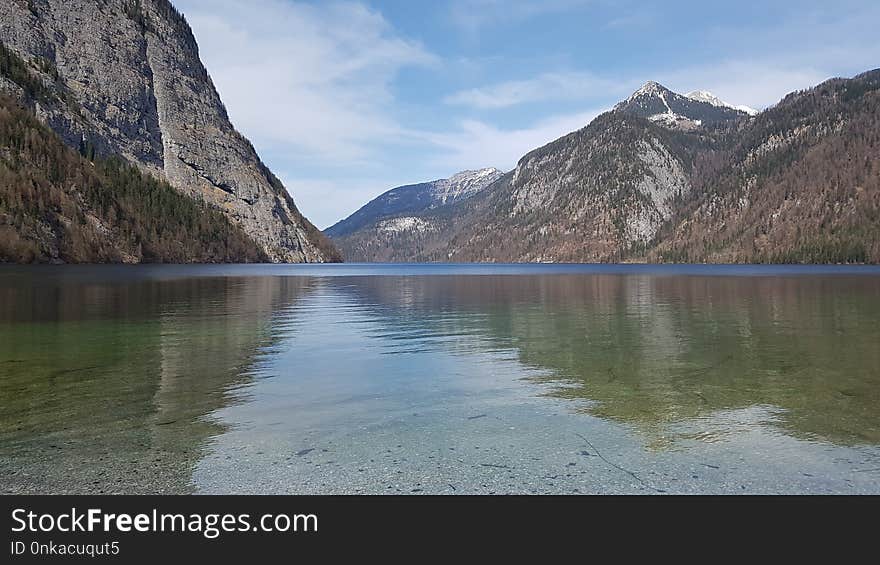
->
[0,0,340,262]
[0,94,268,263]
[440,113,709,262]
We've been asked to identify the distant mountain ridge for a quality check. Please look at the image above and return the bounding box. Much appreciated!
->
[335,71,880,264]
[685,90,758,116]
[326,168,502,238]
[325,168,503,261]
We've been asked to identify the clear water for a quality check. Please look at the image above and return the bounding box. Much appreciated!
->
[1,264,879,494]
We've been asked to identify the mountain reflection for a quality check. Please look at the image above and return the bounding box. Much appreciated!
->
[338,275,880,447]
[2,267,879,494]
[0,271,316,493]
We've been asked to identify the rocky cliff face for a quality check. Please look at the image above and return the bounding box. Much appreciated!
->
[0,93,269,264]
[426,111,710,263]
[0,0,339,262]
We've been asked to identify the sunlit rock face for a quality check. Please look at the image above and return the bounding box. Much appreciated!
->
[0,0,337,263]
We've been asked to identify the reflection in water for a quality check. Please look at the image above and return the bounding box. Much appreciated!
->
[1,266,879,494]
[345,275,880,448]
[0,271,315,493]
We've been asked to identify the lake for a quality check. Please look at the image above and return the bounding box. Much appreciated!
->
[1,264,879,494]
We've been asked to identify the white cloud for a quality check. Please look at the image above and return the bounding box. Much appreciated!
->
[421,108,606,171]
[176,0,435,163]
[656,62,831,112]
[682,4,880,109]
[443,58,852,115]
[445,71,633,109]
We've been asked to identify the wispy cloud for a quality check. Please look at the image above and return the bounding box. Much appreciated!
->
[447,53,873,118]
[421,108,606,171]
[448,0,592,33]
[177,0,435,163]
[445,71,633,109]
[682,3,880,109]
[656,61,831,112]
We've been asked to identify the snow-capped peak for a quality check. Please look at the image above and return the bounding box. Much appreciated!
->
[686,90,725,106]
[635,80,665,96]
[733,104,759,116]
[686,90,758,116]
[615,81,669,110]
[447,167,502,184]
[432,168,504,205]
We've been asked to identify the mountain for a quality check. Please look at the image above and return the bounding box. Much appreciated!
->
[650,69,880,263]
[0,94,266,263]
[685,90,758,116]
[429,109,708,262]
[614,80,752,128]
[343,72,880,264]
[0,0,340,263]
[326,168,502,238]
[325,168,503,261]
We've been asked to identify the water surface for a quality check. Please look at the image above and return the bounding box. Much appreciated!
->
[1,264,879,494]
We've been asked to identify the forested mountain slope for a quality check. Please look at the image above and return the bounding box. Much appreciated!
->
[0,95,266,263]
[652,69,880,263]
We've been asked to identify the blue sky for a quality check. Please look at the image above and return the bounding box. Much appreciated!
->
[175,0,880,228]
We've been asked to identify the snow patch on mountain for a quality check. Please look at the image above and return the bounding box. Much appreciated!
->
[378,217,434,233]
[686,90,758,116]
[646,90,702,126]
[431,168,503,205]
[648,112,701,127]
[734,104,759,116]
[614,81,664,111]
